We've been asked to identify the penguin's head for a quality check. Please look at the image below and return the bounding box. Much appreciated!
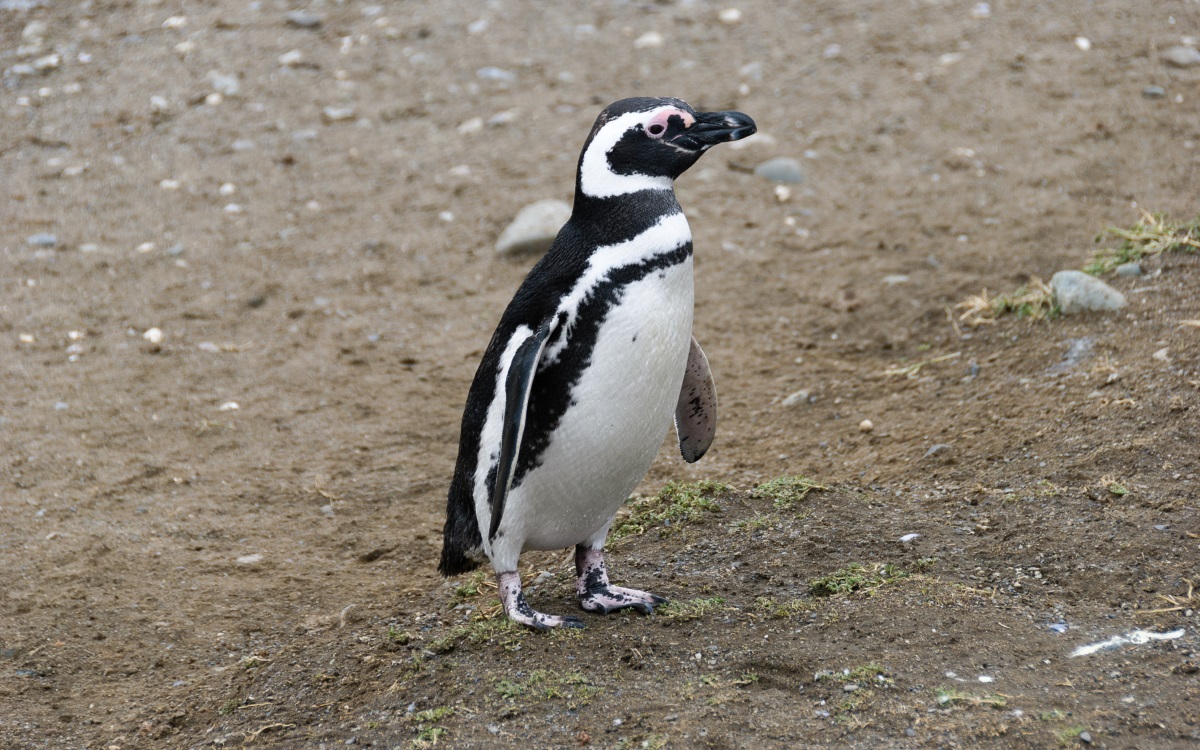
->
[576,97,757,200]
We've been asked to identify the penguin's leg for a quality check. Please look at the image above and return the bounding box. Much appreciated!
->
[575,539,668,616]
[491,536,584,631]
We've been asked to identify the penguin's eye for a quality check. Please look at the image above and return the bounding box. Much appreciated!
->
[647,123,666,137]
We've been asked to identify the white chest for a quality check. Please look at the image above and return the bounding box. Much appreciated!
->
[508,257,694,551]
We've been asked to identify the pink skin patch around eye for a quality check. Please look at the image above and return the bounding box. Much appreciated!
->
[645,107,694,138]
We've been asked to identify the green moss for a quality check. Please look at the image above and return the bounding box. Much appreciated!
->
[611,480,728,540]
[655,596,726,623]
[750,475,826,509]
[810,563,909,596]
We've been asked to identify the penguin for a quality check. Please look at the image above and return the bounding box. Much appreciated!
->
[439,97,756,629]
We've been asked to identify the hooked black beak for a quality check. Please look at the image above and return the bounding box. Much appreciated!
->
[674,110,757,150]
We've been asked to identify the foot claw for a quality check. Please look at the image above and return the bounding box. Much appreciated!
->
[578,585,666,616]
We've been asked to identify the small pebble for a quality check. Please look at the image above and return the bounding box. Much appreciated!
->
[207,71,240,96]
[634,31,664,49]
[1114,261,1143,277]
[457,117,484,135]
[278,49,303,66]
[1079,731,1092,744]
[323,106,356,122]
[754,157,805,183]
[235,554,262,565]
[219,401,240,412]
[162,15,187,29]
[1162,45,1200,68]
[1074,36,1091,51]
[284,10,322,29]
[1142,85,1166,99]
[858,419,874,433]
[1050,623,1069,634]
[781,389,810,407]
[143,327,165,344]
[219,182,237,196]
[970,2,991,19]
[718,8,743,24]
[899,533,920,543]
[32,53,60,71]
[1152,347,1170,362]
[22,20,48,42]
[774,185,792,202]
[26,233,58,247]
[476,66,516,82]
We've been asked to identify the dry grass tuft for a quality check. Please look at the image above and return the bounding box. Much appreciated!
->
[1087,210,1200,274]
[955,277,1056,326]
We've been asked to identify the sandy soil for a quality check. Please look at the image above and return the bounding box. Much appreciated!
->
[1,0,1198,747]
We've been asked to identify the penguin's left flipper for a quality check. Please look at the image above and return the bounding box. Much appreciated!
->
[674,336,717,463]
[488,321,553,542]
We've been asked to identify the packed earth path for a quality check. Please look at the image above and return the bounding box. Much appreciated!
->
[1,1,1198,748]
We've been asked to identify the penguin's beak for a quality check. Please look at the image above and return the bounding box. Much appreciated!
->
[673,110,757,150]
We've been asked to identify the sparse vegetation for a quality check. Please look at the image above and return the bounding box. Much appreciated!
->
[754,596,813,619]
[935,687,1008,709]
[655,596,727,623]
[1087,210,1200,275]
[750,475,826,509]
[611,480,729,540]
[955,278,1057,326]
[426,617,525,654]
[810,563,910,596]
[493,670,602,711]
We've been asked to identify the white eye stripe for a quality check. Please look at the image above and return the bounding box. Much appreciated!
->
[579,106,684,198]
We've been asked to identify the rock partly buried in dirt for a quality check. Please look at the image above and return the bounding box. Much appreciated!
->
[754,157,805,183]
[284,10,322,29]
[495,199,570,256]
[1162,45,1200,68]
[1115,261,1143,277]
[1050,270,1126,314]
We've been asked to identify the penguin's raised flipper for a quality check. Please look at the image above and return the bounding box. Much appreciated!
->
[674,336,717,463]
[489,321,553,542]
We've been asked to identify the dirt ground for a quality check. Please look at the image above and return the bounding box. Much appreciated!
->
[2,0,1199,747]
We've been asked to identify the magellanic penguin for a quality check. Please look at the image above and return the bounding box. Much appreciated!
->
[440,97,756,629]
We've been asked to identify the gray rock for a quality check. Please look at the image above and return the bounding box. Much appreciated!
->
[1162,46,1200,68]
[26,232,58,247]
[284,10,322,29]
[843,683,859,692]
[1079,730,1092,744]
[1114,261,1143,277]
[754,157,805,184]
[1142,85,1166,99]
[923,444,952,459]
[1051,270,1126,314]
[495,200,571,256]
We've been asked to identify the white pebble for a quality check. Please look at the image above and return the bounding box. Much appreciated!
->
[457,117,484,135]
[136,241,157,253]
[67,330,84,340]
[305,200,322,212]
[634,31,664,49]
[774,185,792,202]
[938,52,963,65]
[22,20,48,42]
[207,71,240,96]
[467,18,489,35]
[174,40,196,57]
[718,8,743,24]
[205,92,223,107]
[822,43,842,59]
[197,342,222,353]
[439,211,455,223]
[1074,36,1091,51]
[142,327,164,344]
[322,106,356,122]
[32,54,60,71]
[978,675,995,683]
[218,401,240,412]
[162,15,187,29]
[278,49,303,67]
[235,553,262,565]
[223,203,243,214]
[160,178,180,190]
[19,333,35,344]
[149,95,169,113]
[899,533,920,543]
[1152,347,1170,362]
[858,419,874,433]
[219,182,237,196]
[970,3,991,19]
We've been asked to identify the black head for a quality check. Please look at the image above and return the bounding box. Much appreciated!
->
[576,97,756,200]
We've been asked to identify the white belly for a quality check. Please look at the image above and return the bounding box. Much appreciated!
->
[507,258,694,551]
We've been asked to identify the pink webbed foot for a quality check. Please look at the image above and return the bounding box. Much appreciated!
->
[575,545,668,616]
[497,571,585,631]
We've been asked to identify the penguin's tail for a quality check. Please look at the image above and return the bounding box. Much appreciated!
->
[438,475,485,577]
